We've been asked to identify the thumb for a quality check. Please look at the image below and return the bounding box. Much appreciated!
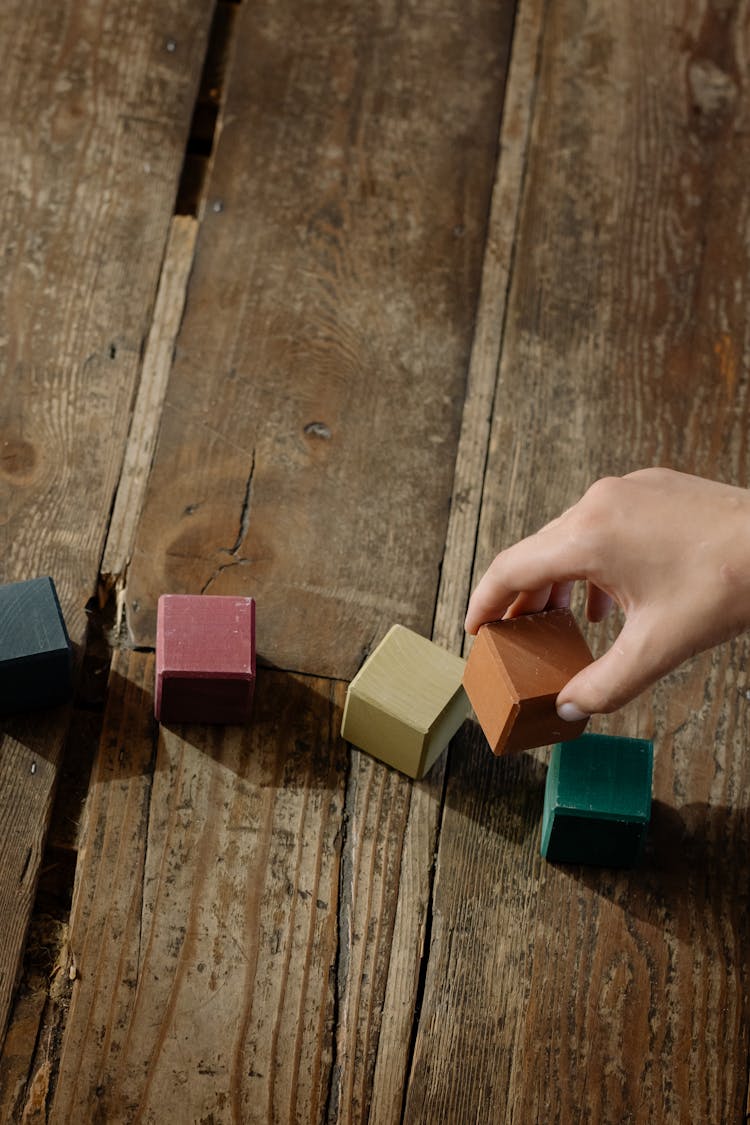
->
[556,617,668,718]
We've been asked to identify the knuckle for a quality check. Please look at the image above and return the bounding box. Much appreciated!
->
[581,475,623,511]
[627,465,676,487]
[566,476,622,540]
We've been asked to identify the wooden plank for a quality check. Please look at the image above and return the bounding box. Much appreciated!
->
[51,651,347,1121]
[364,3,546,1118]
[327,753,425,1124]
[0,707,101,1118]
[0,986,48,1122]
[0,913,72,1125]
[0,713,73,1056]
[125,0,513,679]
[405,1,750,1120]
[0,0,213,618]
[322,0,525,1113]
[0,0,215,1046]
[431,0,546,658]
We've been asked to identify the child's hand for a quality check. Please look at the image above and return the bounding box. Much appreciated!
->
[465,469,750,719]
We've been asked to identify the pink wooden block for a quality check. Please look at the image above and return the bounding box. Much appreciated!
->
[155,594,256,723]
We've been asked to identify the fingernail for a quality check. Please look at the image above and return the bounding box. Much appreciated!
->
[557,701,589,723]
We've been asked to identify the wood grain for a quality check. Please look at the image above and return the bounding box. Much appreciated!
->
[0,0,214,1048]
[328,754,417,1124]
[101,216,199,596]
[405,1,750,1120]
[0,986,48,1123]
[51,651,347,1123]
[365,3,546,1118]
[0,0,210,605]
[125,0,512,679]
[0,0,213,628]
[7,0,749,1119]
[432,0,547,659]
[0,712,72,1060]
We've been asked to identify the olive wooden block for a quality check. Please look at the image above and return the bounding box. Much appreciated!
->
[541,733,654,867]
[0,575,73,715]
[341,625,469,779]
[462,609,593,755]
[155,594,256,724]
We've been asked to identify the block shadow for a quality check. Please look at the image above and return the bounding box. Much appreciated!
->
[0,638,85,765]
[61,660,346,792]
[441,718,548,848]
[0,703,76,766]
[559,797,750,944]
[441,721,750,946]
[153,663,348,791]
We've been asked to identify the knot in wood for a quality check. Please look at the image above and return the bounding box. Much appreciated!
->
[304,422,332,440]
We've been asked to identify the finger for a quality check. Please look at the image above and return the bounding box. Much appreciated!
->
[504,585,553,619]
[547,580,575,611]
[586,583,613,622]
[465,580,518,634]
[464,530,583,634]
[556,617,670,718]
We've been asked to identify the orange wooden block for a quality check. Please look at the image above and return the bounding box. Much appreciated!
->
[463,609,593,755]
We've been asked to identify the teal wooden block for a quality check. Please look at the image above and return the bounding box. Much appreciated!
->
[541,733,653,867]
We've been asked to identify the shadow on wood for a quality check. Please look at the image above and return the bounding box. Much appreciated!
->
[443,720,547,847]
[562,798,750,948]
[158,665,346,791]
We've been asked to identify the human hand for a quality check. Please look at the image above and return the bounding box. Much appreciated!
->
[464,469,750,718]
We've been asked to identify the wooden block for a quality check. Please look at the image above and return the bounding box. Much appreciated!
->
[0,576,73,715]
[462,608,593,755]
[541,733,654,867]
[341,625,469,779]
[155,594,256,723]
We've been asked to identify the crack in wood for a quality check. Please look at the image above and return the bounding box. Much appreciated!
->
[136,721,159,982]
[324,790,351,1124]
[175,1,241,216]
[223,449,255,557]
[200,450,255,594]
[18,848,32,886]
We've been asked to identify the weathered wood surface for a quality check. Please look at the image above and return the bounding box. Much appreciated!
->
[51,650,347,1123]
[7,0,750,1121]
[0,706,101,1123]
[125,0,512,679]
[405,1,750,1121]
[0,0,214,1045]
[339,4,543,1120]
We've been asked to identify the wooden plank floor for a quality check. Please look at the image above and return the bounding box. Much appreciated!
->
[0,0,216,1102]
[2,0,750,1121]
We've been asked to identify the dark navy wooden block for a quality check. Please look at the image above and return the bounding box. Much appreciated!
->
[541,733,654,867]
[155,594,256,724]
[0,576,73,715]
